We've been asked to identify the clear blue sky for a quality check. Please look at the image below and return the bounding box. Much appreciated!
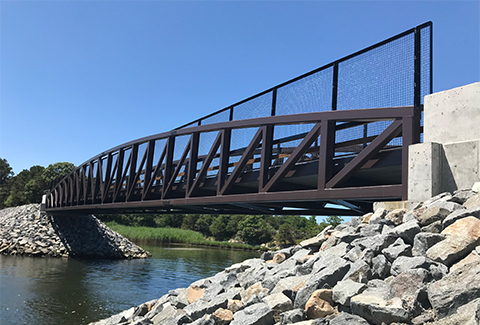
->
[1,1,479,174]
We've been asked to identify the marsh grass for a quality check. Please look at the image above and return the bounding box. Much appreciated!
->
[106,222,259,250]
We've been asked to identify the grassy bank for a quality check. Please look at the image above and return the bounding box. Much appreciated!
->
[106,222,260,250]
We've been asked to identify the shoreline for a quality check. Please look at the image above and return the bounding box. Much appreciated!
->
[90,186,480,325]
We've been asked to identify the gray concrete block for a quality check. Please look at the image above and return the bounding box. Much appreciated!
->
[424,82,480,144]
[408,142,442,203]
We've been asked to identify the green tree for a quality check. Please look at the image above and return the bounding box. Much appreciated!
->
[194,215,214,237]
[237,215,275,245]
[326,215,343,228]
[24,165,47,203]
[209,215,229,241]
[42,162,75,188]
[155,214,184,228]
[0,159,13,185]
[317,215,344,232]
[304,215,321,237]
[275,223,296,246]
[225,215,244,237]
[263,214,280,229]
[0,159,14,208]
[181,214,200,230]
[4,165,45,207]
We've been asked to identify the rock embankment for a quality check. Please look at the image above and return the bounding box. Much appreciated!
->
[91,185,480,325]
[0,204,150,259]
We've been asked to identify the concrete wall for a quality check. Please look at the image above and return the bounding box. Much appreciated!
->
[424,82,480,144]
[408,81,480,203]
[441,140,480,193]
[408,142,442,201]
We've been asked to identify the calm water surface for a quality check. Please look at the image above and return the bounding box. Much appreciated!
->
[0,245,259,325]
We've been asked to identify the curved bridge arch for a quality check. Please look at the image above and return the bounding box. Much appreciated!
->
[46,22,432,215]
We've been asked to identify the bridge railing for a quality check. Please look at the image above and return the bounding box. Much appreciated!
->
[46,105,420,213]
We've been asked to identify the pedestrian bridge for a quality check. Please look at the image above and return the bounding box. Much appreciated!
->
[46,22,432,216]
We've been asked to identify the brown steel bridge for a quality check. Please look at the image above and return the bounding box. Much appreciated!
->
[45,22,432,216]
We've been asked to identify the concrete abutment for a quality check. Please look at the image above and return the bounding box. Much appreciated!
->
[408,81,480,203]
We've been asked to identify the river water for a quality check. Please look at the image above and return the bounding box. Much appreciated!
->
[0,245,259,325]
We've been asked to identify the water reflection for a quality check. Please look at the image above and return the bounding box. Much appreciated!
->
[0,245,258,325]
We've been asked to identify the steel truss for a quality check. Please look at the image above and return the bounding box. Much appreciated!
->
[46,106,421,215]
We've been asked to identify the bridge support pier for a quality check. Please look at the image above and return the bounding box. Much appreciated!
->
[408,81,480,203]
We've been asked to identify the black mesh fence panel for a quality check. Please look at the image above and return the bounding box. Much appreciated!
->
[201,109,230,126]
[175,23,432,158]
[276,67,333,115]
[233,92,272,121]
[173,135,190,161]
[337,34,415,110]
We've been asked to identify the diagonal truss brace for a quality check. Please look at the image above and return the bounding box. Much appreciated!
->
[262,123,321,192]
[219,127,264,196]
[326,119,403,188]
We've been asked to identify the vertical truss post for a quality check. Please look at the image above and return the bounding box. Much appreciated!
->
[102,153,113,203]
[71,174,76,206]
[75,169,80,205]
[142,140,155,200]
[91,162,97,204]
[82,165,88,204]
[97,159,104,203]
[363,124,368,149]
[260,125,274,191]
[429,24,433,95]
[414,27,421,109]
[62,180,67,206]
[162,136,175,198]
[318,120,336,190]
[332,62,339,111]
[67,175,72,206]
[127,144,139,200]
[88,162,95,204]
[187,133,199,193]
[113,149,124,202]
[59,181,63,206]
[67,177,72,206]
[217,129,231,194]
[68,177,72,206]
[271,89,277,116]
[54,187,59,208]
[63,177,68,206]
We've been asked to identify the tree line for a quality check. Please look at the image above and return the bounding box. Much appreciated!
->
[0,158,75,208]
[98,213,343,246]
